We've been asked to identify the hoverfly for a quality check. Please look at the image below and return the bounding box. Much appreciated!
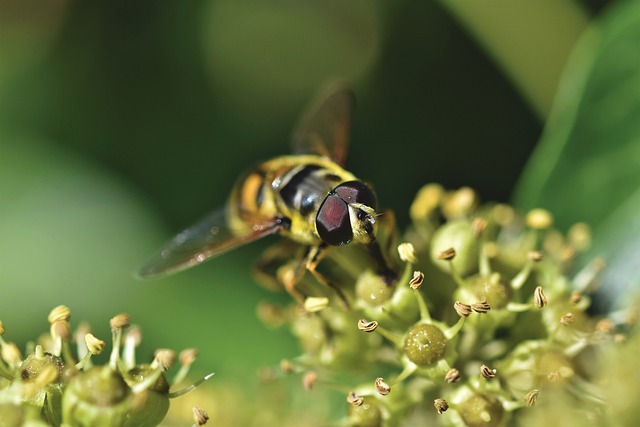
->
[139,84,396,304]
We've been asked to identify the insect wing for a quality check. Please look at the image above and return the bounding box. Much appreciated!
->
[291,83,355,166]
[138,207,282,278]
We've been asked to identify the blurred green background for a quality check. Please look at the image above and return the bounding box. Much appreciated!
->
[1,0,638,423]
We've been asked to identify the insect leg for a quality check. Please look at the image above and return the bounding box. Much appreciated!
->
[252,240,301,292]
[305,244,351,309]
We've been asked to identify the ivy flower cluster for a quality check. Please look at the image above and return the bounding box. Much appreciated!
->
[0,307,212,426]
[256,184,638,427]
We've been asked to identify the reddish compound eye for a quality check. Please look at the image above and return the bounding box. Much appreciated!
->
[316,194,352,245]
[316,181,376,246]
[334,181,377,209]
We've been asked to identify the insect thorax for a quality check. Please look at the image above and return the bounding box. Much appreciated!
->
[231,155,357,245]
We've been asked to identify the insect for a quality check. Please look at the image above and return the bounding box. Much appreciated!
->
[139,85,396,304]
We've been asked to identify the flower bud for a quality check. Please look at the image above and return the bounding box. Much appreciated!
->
[430,219,479,276]
[403,323,447,366]
[526,208,553,229]
[410,183,444,221]
[347,397,382,427]
[442,187,478,219]
[398,243,417,264]
[458,392,505,427]
[355,270,394,307]
[62,366,134,426]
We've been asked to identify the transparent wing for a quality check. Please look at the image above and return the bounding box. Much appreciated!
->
[291,83,355,166]
[138,207,282,278]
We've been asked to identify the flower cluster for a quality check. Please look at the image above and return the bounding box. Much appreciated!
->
[0,307,212,426]
[257,184,638,426]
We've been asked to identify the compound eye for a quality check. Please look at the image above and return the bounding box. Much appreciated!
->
[334,181,377,209]
[316,194,353,245]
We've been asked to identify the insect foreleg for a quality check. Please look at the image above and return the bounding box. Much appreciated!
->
[305,244,351,309]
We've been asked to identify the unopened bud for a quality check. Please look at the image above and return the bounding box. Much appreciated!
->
[526,208,553,229]
[398,243,417,264]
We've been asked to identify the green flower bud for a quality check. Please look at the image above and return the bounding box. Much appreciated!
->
[19,351,64,382]
[62,365,170,427]
[291,313,327,356]
[466,273,512,310]
[402,323,447,366]
[347,397,382,427]
[430,219,479,277]
[123,365,171,426]
[458,392,506,427]
[19,350,65,426]
[355,270,394,307]
[62,366,132,426]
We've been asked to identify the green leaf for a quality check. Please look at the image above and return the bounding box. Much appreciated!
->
[513,0,640,309]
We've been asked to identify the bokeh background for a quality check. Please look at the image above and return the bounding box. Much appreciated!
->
[1,0,638,424]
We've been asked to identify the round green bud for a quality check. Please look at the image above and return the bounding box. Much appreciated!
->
[355,270,394,307]
[291,313,327,356]
[62,366,132,426]
[347,397,383,427]
[20,352,64,382]
[402,323,447,366]
[458,393,506,427]
[123,365,170,427]
[20,352,65,426]
[468,273,511,309]
[430,219,479,277]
